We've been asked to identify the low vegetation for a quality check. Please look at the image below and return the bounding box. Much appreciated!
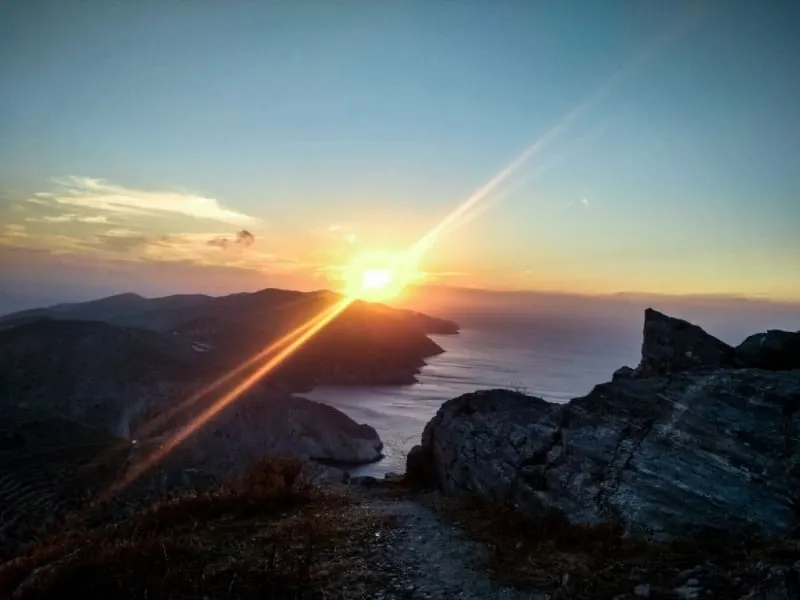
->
[0,458,389,600]
[417,491,799,599]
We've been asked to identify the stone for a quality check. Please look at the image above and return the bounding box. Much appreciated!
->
[736,330,800,371]
[612,366,635,380]
[413,310,800,540]
[634,308,738,377]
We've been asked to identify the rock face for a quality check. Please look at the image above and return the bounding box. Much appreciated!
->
[736,330,800,371]
[634,308,738,376]
[408,309,800,540]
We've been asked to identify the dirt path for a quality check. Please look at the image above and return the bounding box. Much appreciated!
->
[344,488,545,600]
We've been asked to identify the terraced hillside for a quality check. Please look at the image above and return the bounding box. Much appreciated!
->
[0,407,130,559]
[0,406,222,562]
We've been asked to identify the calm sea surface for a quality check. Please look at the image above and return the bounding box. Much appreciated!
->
[306,317,642,476]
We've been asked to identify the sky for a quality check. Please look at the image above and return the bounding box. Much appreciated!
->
[1,0,799,309]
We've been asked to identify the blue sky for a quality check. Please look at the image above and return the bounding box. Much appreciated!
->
[0,0,798,302]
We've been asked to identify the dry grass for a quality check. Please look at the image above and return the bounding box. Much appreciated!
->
[405,491,800,600]
[0,458,391,600]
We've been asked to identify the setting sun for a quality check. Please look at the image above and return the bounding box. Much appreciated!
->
[343,250,420,302]
[362,268,393,291]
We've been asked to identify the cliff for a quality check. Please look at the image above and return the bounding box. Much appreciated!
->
[408,308,800,541]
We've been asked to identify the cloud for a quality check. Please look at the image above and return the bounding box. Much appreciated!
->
[309,223,359,246]
[236,229,255,247]
[208,236,230,249]
[207,229,256,250]
[29,176,258,226]
[26,213,111,224]
[3,224,28,238]
[581,197,590,208]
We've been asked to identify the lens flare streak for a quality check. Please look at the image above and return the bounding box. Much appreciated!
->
[131,302,340,441]
[99,296,354,501]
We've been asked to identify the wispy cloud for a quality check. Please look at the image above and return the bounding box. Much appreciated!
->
[25,213,111,224]
[3,224,28,238]
[27,176,258,226]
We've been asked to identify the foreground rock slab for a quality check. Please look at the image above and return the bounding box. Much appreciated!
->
[408,309,800,541]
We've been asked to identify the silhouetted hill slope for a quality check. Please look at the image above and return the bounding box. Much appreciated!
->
[0,288,458,387]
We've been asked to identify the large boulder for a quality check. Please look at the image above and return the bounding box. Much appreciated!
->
[406,390,558,498]
[411,311,800,541]
[634,308,737,376]
[736,330,800,371]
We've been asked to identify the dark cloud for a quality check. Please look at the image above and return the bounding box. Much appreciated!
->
[208,236,230,250]
[208,230,255,250]
[236,229,255,247]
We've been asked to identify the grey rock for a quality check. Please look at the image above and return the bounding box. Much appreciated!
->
[736,330,800,371]
[635,308,737,377]
[613,366,636,380]
[414,311,800,540]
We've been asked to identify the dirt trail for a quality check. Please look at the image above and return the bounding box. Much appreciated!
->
[344,488,545,600]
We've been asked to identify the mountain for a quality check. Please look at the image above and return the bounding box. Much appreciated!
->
[0,287,459,389]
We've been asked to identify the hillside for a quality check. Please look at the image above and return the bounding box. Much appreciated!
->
[0,288,458,387]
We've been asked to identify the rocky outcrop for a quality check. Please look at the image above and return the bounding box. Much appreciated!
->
[736,330,800,371]
[408,310,800,541]
[634,308,738,376]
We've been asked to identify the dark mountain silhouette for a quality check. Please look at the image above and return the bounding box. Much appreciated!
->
[0,288,458,389]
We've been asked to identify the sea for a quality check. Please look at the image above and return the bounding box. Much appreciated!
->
[306,315,643,477]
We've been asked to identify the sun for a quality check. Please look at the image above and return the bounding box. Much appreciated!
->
[343,250,418,302]
[361,268,393,291]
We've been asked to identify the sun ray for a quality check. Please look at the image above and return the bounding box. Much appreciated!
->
[96,296,354,503]
[131,303,339,441]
